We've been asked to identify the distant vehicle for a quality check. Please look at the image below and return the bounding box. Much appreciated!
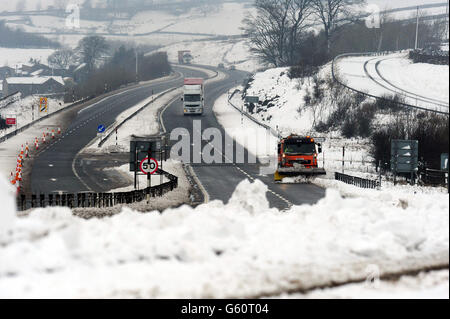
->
[181,78,204,115]
[178,50,193,64]
[218,63,225,69]
[274,135,326,182]
[229,65,236,70]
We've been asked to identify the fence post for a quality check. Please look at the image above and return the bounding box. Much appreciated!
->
[20,195,26,211]
[31,195,37,208]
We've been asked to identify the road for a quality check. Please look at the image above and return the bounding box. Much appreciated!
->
[162,66,326,210]
[30,64,326,210]
[29,68,203,194]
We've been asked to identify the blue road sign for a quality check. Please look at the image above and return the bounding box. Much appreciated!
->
[97,125,106,133]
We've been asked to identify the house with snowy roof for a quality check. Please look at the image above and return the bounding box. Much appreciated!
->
[2,76,65,97]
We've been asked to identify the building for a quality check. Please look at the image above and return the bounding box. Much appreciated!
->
[2,76,65,97]
[0,66,15,81]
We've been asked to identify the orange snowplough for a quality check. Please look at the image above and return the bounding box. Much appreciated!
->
[274,135,326,182]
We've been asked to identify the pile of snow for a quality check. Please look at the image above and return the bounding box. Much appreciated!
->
[280,269,449,299]
[243,67,326,135]
[0,176,448,298]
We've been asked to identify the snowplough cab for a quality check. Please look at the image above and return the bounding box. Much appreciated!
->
[274,135,326,182]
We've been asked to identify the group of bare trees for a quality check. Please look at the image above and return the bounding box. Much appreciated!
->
[243,0,364,67]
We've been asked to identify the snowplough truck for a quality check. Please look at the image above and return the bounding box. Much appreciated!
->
[274,135,326,182]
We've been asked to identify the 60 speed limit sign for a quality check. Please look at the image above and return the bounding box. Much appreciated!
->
[140,158,159,175]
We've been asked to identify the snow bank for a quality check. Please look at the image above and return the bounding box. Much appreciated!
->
[280,269,449,299]
[0,175,448,298]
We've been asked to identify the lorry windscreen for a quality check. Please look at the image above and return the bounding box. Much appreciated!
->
[284,141,315,155]
[184,94,201,102]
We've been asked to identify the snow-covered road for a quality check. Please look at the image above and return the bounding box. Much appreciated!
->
[336,53,449,113]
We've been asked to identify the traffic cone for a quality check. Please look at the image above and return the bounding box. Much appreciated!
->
[58,127,61,134]
[51,130,55,139]
[25,149,29,158]
[17,170,22,182]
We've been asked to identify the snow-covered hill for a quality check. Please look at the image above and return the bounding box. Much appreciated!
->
[157,38,260,72]
[2,2,254,48]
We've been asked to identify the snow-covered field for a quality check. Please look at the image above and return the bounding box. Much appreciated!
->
[2,2,253,49]
[336,53,449,113]
[0,175,448,298]
[158,39,260,72]
[0,47,55,68]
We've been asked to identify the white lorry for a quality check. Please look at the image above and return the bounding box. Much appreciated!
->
[182,78,204,115]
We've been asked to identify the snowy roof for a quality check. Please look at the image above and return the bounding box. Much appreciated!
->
[31,69,44,76]
[4,76,65,86]
[74,63,86,72]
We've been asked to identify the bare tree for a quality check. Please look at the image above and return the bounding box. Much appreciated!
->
[48,49,75,69]
[311,0,365,54]
[77,36,109,72]
[242,0,313,67]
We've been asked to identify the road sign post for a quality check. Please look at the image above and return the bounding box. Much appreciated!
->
[391,140,419,185]
[97,124,106,142]
[442,153,449,193]
[39,97,48,115]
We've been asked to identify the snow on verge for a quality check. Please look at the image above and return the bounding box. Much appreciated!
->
[0,175,448,298]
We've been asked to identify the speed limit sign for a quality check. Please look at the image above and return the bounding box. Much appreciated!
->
[140,158,159,175]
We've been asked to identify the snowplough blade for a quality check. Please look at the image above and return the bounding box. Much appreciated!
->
[274,167,326,181]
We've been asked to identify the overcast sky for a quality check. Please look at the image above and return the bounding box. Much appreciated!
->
[0,0,447,13]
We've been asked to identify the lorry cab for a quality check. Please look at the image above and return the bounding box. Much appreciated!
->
[278,136,321,169]
[182,78,204,115]
[275,135,325,181]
